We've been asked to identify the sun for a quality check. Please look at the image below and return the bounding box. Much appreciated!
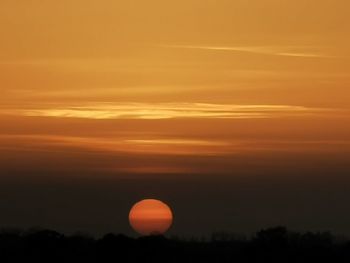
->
[129,199,173,236]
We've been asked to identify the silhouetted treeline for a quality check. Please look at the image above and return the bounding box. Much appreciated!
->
[1,226,350,262]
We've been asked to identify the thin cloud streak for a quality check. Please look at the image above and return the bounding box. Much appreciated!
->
[0,134,348,158]
[159,44,332,58]
[6,103,325,120]
[0,134,235,156]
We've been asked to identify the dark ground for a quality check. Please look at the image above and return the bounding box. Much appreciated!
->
[1,226,350,262]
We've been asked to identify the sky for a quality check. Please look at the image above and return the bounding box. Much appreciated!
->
[0,0,350,237]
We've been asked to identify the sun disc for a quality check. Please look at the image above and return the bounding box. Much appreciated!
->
[129,199,173,236]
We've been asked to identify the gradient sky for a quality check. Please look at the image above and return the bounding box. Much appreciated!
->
[0,0,350,237]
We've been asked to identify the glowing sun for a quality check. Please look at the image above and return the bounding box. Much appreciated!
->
[129,199,173,236]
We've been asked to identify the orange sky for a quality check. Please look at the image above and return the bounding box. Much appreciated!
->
[1,0,350,108]
[0,0,349,178]
[0,0,349,236]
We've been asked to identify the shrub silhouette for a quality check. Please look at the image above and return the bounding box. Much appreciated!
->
[0,226,348,262]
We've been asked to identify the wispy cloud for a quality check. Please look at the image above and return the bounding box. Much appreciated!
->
[0,134,233,156]
[4,102,324,120]
[159,44,332,58]
[0,134,348,159]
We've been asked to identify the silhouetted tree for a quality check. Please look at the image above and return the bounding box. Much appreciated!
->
[0,226,349,263]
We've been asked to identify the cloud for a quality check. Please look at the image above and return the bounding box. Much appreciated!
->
[0,134,233,157]
[159,44,332,58]
[4,102,324,120]
[1,134,348,161]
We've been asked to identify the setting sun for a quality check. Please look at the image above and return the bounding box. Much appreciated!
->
[129,199,173,236]
[0,1,349,259]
